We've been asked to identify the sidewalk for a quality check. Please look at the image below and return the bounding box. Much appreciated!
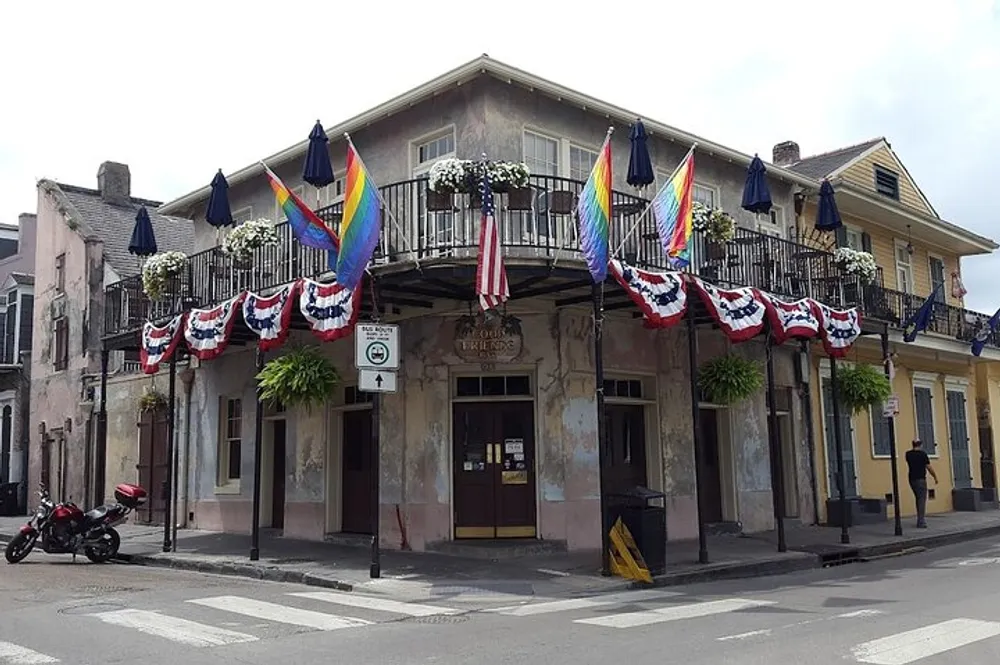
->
[3,510,999,597]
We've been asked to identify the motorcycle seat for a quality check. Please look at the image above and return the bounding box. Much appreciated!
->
[84,505,112,522]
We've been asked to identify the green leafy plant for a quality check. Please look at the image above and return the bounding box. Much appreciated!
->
[256,346,341,411]
[698,354,763,405]
[836,364,892,414]
[138,386,168,412]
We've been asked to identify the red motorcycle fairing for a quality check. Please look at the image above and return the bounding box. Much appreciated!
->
[51,504,84,522]
[19,525,36,536]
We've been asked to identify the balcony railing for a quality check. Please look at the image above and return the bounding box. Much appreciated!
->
[102,175,999,350]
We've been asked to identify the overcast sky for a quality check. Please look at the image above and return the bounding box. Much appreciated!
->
[2,1,997,311]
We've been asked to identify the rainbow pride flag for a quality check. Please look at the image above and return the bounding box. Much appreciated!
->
[576,133,613,282]
[263,163,340,271]
[651,148,695,268]
[336,141,382,291]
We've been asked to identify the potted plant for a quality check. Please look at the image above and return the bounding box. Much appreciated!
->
[427,158,473,211]
[137,386,168,412]
[698,353,763,405]
[832,247,878,285]
[142,250,189,301]
[836,363,892,414]
[692,203,735,259]
[256,345,341,412]
[222,218,280,266]
[489,161,532,210]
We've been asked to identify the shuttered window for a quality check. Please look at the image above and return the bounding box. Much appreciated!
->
[914,386,937,455]
[870,408,893,457]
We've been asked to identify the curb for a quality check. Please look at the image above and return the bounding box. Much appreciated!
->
[114,552,355,591]
[631,555,821,589]
[854,524,1000,560]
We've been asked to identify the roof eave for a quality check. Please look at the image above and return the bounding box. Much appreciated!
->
[160,55,818,216]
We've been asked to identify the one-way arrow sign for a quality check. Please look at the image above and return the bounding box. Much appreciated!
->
[359,368,397,394]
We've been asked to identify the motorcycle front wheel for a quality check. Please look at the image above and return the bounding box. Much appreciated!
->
[4,533,35,564]
[84,528,120,564]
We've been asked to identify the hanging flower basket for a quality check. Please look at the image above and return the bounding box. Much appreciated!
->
[428,158,474,194]
[426,189,454,212]
[256,345,341,412]
[137,386,168,412]
[836,364,892,414]
[488,161,530,193]
[832,247,878,284]
[142,251,189,301]
[222,218,280,264]
[698,353,763,405]
[692,202,736,243]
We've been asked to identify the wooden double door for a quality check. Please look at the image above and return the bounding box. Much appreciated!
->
[137,409,169,525]
[453,402,537,539]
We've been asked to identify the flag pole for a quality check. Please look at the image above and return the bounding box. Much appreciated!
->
[614,143,697,258]
[553,126,615,269]
[344,133,421,271]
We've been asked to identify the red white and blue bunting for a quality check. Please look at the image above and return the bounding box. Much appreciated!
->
[611,260,861,356]
[689,278,767,343]
[299,277,363,342]
[242,282,299,351]
[811,301,863,359]
[184,293,246,361]
[754,291,821,345]
[140,314,184,374]
[609,259,688,328]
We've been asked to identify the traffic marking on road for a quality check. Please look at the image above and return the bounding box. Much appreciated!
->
[289,591,460,617]
[89,609,257,648]
[187,596,371,631]
[486,589,678,617]
[852,618,1000,664]
[0,640,58,663]
[574,597,776,629]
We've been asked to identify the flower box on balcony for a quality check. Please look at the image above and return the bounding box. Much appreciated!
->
[426,189,453,212]
[507,186,533,211]
[549,190,575,215]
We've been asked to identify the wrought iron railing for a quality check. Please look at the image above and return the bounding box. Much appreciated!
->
[103,175,998,350]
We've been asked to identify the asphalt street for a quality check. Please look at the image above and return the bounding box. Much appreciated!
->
[4,536,1000,664]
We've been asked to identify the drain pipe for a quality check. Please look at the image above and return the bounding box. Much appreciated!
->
[178,368,195,531]
[798,340,821,526]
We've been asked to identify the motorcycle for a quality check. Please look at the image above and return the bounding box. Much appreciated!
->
[4,482,148,564]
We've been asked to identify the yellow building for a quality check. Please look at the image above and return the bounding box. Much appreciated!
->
[778,138,1000,523]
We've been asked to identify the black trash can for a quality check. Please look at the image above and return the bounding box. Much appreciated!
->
[0,482,19,517]
[607,486,666,576]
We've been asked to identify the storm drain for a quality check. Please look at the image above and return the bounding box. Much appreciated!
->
[407,615,470,625]
[793,544,862,568]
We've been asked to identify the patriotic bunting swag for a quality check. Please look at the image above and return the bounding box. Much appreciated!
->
[609,259,688,328]
[299,277,362,342]
[243,282,299,351]
[754,291,821,345]
[689,278,767,343]
[185,294,246,361]
[140,314,184,374]
[610,259,860,356]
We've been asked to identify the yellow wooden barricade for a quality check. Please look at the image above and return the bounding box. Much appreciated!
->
[608,516,652,584]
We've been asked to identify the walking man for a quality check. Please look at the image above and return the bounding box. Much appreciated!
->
[905,439,937,528]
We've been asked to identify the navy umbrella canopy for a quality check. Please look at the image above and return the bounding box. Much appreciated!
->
[128,206,158,256]
[303,120,335,188]
[205,169,234,228]
[741,154,773,214]
[815,179,843,232]
[626,119,654,188]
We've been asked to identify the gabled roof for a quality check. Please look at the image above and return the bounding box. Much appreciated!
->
[787,138,884,179]
[159,54,817,215]
[38,181,193,277]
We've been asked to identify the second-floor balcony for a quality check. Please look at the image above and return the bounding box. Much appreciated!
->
[103,175,1000,351]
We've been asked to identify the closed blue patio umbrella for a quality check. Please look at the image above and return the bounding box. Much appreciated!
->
[815,179,842,232]
[626,119,654,188]
[205,169,234,228]
[128,206,158,256]
[741,154,772,214]
[303,120,335,189]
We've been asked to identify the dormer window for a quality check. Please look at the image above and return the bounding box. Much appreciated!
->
[874,165,900,200]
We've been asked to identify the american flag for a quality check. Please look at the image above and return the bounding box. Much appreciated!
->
[475,167,510,312]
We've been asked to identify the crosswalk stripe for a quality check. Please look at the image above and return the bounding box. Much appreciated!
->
[486,589,679,616]
[574,598,776,629]
[289,591,461,617]
[187,595,371,631]
[88,609,258,648]
[0,641,58,664]
[852,618,1000,665]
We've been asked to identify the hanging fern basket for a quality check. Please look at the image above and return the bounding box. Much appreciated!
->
[698,354,764,405]
[256,346,341,412]
[836,364,892,414]
[137,387,168,412]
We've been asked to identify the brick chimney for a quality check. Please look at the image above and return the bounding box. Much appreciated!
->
[97,161,131,205]
[772,141,801,167]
